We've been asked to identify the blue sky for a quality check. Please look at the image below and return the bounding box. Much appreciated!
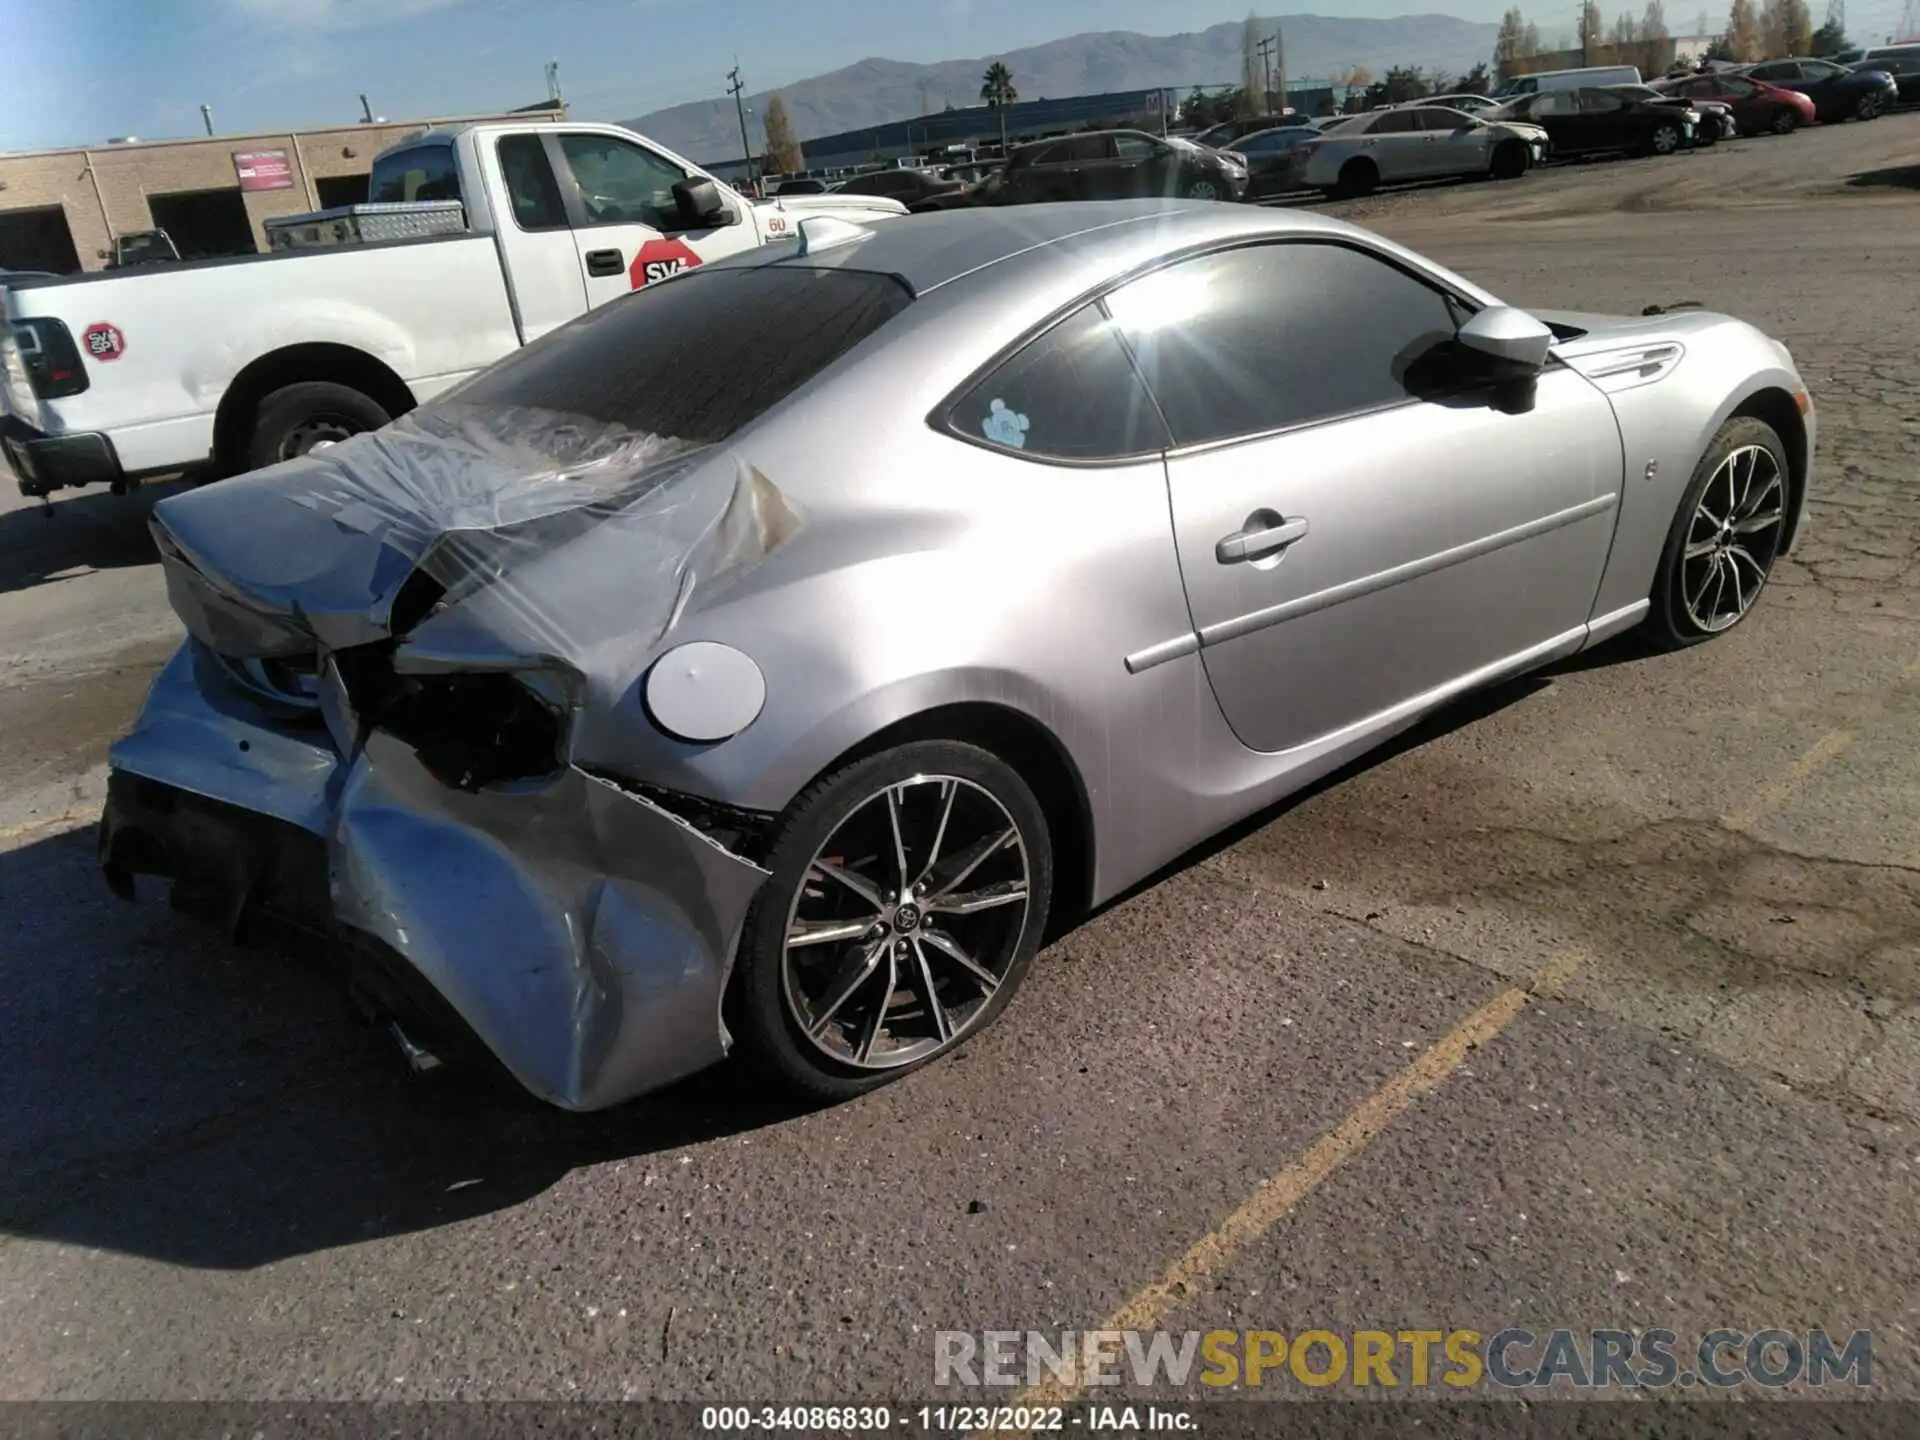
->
[2,0,1472,150]
[5,0,1908,151]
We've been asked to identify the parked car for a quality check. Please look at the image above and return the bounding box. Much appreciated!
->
[1487,64,1642,99]
[1738,57,1898,120]
[1493,86,1698,156]
[1224,125,1323,197]
[1606,82,1736,141]
[0,122,908,498]
[1652,71,1818,133]
[995,130,1246,203]
[1191,115,1309,147]
[833,166,971,210]
[98,200,1814,1109]
[1830,43,1920,101]
[1397,92,1502,113]
[1292,105,1548,198]
[771,178,829,196]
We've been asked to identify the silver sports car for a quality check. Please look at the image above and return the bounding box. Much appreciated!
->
[102,202,1814,1109]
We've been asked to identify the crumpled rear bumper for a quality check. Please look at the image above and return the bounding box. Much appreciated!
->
[102,641,772,1111]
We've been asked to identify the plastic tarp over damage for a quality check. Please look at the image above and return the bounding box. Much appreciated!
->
[112,404,804,1108]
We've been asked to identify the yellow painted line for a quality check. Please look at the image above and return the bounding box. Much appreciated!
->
[993,950,1585,1421]
[1718,652,1920,833]
[0,807,94,846]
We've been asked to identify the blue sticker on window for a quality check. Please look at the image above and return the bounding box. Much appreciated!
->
[982,397,1031,449]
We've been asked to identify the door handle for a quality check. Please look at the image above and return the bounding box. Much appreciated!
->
[584,248,624,277]
[1216,515,1309,564]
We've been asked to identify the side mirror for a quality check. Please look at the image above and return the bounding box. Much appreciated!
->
[1457,305,1554,374]
[671,177,733,230]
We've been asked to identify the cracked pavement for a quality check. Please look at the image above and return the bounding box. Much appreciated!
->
[0,114,1916,1412]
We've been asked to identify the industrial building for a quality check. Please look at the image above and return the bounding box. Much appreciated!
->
[0,102,564,274]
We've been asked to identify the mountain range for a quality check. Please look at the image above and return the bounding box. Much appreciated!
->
[623,13,1503,163]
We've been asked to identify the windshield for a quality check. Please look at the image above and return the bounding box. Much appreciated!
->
[448,267,914,446]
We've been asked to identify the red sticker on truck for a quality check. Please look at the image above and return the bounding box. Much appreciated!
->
[83,322,126,361]
[629,238,702,290]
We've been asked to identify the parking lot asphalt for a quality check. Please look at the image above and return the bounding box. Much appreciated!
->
[1,115,1916,1411]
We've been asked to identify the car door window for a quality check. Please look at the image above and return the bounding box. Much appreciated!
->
[1751,62,1798,79]
[1114,135,1158,160]
[1369,110,1421,134]
[1062,136,1108,162]
[557,133,688,228]
[1104,242,1466,447]
[1412,108,1462,130]
[1577,89,1626,113]
[495,135,569,231]
[1532,91,1578,115]
[947,304,1171,461]
[1714,76,1757,97]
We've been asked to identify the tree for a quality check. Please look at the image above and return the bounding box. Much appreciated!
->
[1455,60,1494,93]
[761,95,803,177]
[1495,5,1529,72]
[1241,14,1265,115]
[980,61,1016,153]
[1777,0,1814,52]
[1609,11,1643,47]
[1521,20,1544,54]
[1643,0,1670,36]
[1810,14,1848,51]
[1725,0,1761,58]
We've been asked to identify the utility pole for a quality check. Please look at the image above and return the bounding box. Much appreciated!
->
[545,60,563,106]
[1275,24,1288,113]
[1255,34,1276,112]
[360,93,375,123]
[199,104,214,137]
[726,63,756,191]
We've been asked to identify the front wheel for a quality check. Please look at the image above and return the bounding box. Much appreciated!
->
[1769,107,1799,135]
[1489,139,1530,180]
[729,740,1054,1101]
[1646,122,1682,156]
[1642,416,1791,650]
[245,381,391,471]
[1331,158,1377,199]
[1184,177,1223,200]
[1854,92,1884,120]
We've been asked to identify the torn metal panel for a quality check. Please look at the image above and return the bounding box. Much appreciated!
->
[107,641,340,835]
[329,733,769,1110]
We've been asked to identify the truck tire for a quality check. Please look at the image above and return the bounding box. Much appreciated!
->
[245,382,391,471]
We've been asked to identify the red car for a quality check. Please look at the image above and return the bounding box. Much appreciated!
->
[1654,71,1819,134]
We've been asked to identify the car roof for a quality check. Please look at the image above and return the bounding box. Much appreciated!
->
[703,200,1362,297]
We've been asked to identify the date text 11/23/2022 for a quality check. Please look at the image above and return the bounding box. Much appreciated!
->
[700,1406,1197,1432]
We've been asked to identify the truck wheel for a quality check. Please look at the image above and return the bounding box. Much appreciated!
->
[246,382,391,471]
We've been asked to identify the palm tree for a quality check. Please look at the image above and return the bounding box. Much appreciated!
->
[980,61,1017,154]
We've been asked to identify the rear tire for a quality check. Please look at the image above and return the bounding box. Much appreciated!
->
[1853,92,1884,120]
[1489,139,1530,180]
[244,382,391,472]
[728,739,1054,1103]
[1332,158,1377,199]
[1769,107,1798,135]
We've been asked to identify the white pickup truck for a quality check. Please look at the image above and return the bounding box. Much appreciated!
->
[0,121,908,497]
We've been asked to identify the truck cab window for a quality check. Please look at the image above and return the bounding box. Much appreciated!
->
[558,134,689,229]
[368,145,462,204]
[496,135,568,230]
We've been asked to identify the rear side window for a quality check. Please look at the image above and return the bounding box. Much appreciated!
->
[369,144,461,204]
[496,135,568,230]
[1105,242,1465,447]
[948,304,1171,462]
[447,268,913,444]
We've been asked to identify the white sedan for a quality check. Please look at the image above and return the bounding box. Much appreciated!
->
[1293,105,1549,198]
